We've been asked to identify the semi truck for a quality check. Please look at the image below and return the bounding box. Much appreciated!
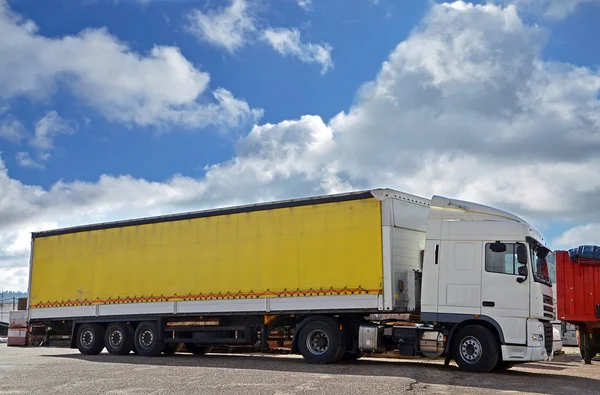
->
[8,188,555,373]
[555,246,600,364]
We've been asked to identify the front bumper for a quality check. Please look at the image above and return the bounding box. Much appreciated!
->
[501,345,551,362]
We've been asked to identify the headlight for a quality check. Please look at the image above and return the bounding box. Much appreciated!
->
[531,334,543,342]
[528,320,547,347]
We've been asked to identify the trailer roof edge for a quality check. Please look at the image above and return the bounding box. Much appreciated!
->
[32,188,395,238]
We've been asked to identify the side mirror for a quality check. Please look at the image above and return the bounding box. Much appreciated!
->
[489,242,507,253]
[517,243,528,264]
[516,263,528,283]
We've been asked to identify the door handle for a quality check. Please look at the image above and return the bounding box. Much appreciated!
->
[482,301,495,307]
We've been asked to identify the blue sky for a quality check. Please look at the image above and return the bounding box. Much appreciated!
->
[2,0,600,290]
[3,0,428,187]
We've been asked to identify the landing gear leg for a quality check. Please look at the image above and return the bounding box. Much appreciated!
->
[580,326,592,365]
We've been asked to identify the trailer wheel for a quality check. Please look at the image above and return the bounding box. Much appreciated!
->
[453,325,499,373]
[104,323,134,355]
[134,322,164,357]
[76,323,105,355]
[297,320,343,364]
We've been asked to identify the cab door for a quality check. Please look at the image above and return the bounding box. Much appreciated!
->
[436,239,482,316]
[480,241,530,345]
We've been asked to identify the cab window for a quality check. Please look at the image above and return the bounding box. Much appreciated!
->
[485,243,518,275]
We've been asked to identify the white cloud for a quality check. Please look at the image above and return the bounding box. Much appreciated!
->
[262,28,333,74]
[500,0,600,19]
[8,111,78,169]
[186,0,256,53]
[552,223,600,248]
[0,118,27,143]
[186,0,334,73]
[0,268,29,291]
[298,0,313,11]
[0,1,261,129]
[3,1,600,290]
[30,111,76,151]
[15,152,43,169]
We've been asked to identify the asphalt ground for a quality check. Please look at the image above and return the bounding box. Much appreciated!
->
[1,344,599,394]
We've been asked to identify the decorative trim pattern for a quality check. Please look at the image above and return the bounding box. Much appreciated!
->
[30,287,383,309]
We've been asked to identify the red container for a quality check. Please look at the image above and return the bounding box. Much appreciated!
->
[556,250,600,323]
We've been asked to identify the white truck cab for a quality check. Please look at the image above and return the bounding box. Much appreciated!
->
[417,196,554,369]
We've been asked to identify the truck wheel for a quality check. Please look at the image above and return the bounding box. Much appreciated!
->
[297,320,344,364]
[76,323,105,355]
[134,321,164,357]
[453,325,499,373]
[184,343,212,355]
[104,323,134,355]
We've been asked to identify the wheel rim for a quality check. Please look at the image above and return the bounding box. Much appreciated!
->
[80,329,94,348]
[460,336,482,364]
[306,329,330,355]
[139,328,154,349]
[108,328,123,348]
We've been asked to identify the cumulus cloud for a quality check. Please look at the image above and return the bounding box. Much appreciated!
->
[0,268,29,291]
[552,223,600,248]
[30,111,76,152]
[3,1,600,289]
[186,0,333,73]
[0,118,26,143]
[502,0,600,19]
[262,28,333,74]
[7,111,78,169]
[15,152,43,169]
[0,1,261,129]
[206,0,600,236]
[186,0,256,53]
[298,0,313,11]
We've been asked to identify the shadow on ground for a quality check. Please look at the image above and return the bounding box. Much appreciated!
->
[42,351,600,395]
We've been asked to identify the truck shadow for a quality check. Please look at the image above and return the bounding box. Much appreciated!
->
[42,352,599,394]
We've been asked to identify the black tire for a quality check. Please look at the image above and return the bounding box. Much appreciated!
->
[297,319,344,364]
[76,323,105,355]
[453,325,500,373]
[134,321,164,357]
[104,323,134,355]
[163,342,183,355]
[184,343,212,355]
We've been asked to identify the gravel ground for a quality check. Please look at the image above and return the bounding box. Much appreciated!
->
[1,344,599,394]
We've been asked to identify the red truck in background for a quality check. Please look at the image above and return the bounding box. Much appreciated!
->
[556,246,600,364]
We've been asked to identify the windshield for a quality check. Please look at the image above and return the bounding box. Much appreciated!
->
[527,237,553,287]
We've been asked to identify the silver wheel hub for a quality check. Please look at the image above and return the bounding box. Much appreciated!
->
[306,329,330,355]
[460,336,482,363]
[109,329,123,348]
[81,329,94,348]
[139,329,154,349]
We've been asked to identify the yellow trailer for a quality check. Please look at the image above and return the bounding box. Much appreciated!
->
[21,188,431,364]
[29,192,384,312]
[28,188,430,320]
